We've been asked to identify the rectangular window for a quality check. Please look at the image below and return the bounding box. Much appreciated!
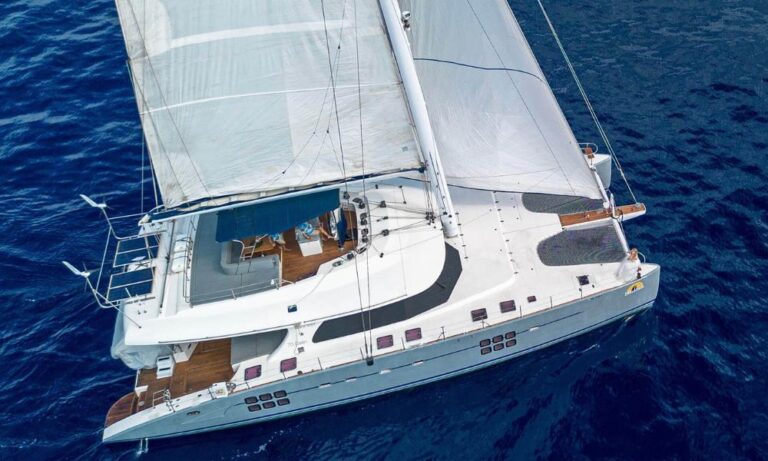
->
[500,300,516,313]
[280,357,297,372]
[244,365,262,380]
[405,328,422,342]
[377,335,394,349]
[471,308,488,322]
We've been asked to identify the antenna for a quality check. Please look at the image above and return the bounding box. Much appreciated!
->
[62,260,91,278]
[61,260,143,329]
[80,194,107,209]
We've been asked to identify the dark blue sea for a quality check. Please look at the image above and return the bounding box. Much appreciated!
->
[1,1,767,459]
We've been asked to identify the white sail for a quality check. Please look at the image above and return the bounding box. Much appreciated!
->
[400,0,602,199]
[116,0,421,208]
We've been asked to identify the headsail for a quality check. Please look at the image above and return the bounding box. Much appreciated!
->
[116,0,421,209]
[400,0,602,199]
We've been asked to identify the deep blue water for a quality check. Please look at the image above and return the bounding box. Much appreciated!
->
[1,1,767,459]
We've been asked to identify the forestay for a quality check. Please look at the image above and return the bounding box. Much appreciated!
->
[116,0,421,209]
[400,0,602,199]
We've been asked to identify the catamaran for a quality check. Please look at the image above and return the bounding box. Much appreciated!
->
[65,0,660,446]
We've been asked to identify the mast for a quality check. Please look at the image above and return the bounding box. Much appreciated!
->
[379,0,459,238]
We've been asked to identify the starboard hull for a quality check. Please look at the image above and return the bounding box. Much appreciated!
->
[104,266,659,443]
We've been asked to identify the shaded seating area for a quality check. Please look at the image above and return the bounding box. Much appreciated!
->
[189,189,358,305]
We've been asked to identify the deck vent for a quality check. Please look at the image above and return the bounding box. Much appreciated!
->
[577,275,590,286]
[527,295,537,303]
[244,365,262,380]
[500,300,516,313]
[280,357,297,373]
[377,335,394,349]
[405,328,422,342]
[471,308,488,322]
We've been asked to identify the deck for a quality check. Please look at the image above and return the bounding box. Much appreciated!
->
[105,339,234,428]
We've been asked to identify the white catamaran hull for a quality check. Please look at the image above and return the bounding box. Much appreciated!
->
[104,267,659,443]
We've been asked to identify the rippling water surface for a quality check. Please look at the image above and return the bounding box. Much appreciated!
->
[1,1,767,459]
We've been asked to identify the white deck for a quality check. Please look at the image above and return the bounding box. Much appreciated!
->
[115,177,646,390]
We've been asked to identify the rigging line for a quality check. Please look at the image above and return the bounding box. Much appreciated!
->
[124,3,212,201]
[140,126,145,213]
[535,0,638,204]
[128,61,184,201]
[464,0,579,197]
[354,0,375,360]
[280,2,351,190]
[321,0,373,361]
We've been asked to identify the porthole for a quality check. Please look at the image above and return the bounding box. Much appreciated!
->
[481,347,492,355]
[492,335,503,343]
[277,398,290,406]
[505,331,516,339]
[186,410,200,416]
[263,401,276,409]
[480,339,491,347]
[274,390,287,398]
[248,404,261,412]
[493,343,504,351]
[259,393,273,401]
[506,339,517,347]
[244,397,258,405]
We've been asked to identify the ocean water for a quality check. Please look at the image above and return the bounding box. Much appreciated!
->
[1,1,767,459]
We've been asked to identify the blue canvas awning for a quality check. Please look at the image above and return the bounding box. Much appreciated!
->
[215,189,340,242]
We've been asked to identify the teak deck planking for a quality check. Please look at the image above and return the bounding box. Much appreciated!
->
[249,210,358,283]
[558,203,646,227]
[105,339,234,427]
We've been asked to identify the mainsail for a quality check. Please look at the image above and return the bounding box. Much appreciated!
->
[400,0,603,199]
[116,0,421,209]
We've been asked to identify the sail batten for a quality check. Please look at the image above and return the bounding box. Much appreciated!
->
[116,0,422,208]
[400,0,603,199]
